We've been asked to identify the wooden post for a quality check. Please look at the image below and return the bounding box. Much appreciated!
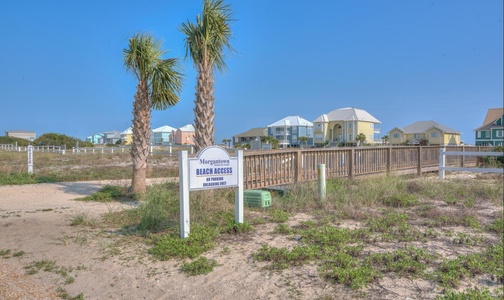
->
[417,146,422,176]
[386,147,392,174]
[348,149,354,179]
[294,150,302,184]
[461,146,465,167]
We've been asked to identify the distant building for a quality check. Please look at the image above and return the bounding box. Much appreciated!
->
[474,108,504,146]
[5,130,36,141]
[102,131,122,144]
[173,124,195,145]
[86,133,104,144]
[232,127,267,147]
[152,125,176,145]
[120,127,133,145]
[313,107,381,147]
[86,130,121,145]
[267,116,313,148]
[388,121,461,146]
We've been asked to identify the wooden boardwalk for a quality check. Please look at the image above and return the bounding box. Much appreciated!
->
[242,146,488,189]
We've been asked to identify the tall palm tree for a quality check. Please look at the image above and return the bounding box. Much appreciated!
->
[180,0,233,152]
[123,33,183,197]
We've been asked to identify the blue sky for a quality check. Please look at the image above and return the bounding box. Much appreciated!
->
[1,0,502,144]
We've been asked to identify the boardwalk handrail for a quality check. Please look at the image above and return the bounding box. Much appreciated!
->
[242,146,493,189]
[439,148,503,179]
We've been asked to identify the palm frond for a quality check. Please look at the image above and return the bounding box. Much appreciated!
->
[150,58,184,110]
[180,0,234,73]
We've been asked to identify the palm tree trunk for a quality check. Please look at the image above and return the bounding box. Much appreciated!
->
[194,63,215,152]
[131,80,151,197]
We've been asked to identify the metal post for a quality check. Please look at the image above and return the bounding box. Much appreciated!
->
[439,148,446,180]
[318,164,326,200]
[179,151,190,239]
[169,143,172,156]
[27,145,34,174]
[235,149,244,223]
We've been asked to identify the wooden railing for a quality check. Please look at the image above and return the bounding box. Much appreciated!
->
[242,146,491,189]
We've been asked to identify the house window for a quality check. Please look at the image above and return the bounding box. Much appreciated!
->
[430,132,439,138]
[349,134,353,141]
[315,134,323,141]
[369,123,373,129]
[497,130,504,138]
[315,123,321,130]
[374,123,381,130]
[393,133,399,138]
[292,127,297,134]
[348,123,353,129]
[275,127,284,133]
[306,128,312,137]
[369,135,373,141]
[414,134,420,139]
[477,131,481,138]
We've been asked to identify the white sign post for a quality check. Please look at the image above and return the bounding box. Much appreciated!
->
[27,145,34,174]
[179,146,243,239]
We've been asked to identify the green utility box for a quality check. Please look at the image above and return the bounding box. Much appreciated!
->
[244,190,272,208]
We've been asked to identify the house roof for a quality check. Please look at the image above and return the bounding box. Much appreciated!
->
[313,107,381,123]
[474,108,504,131]
[267,116,313,127]
[397,121,460,134]
[475,116,504,131]
[153,125,176,133]
[233,127,267,138]
[121,127,133,135]
[178,124,195,132]
[481,108,504,127]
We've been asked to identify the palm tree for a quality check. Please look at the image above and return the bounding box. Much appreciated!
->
[298,136,309,148]
[180,0,234,152]
[123,33,183,197]
[356,133,367,146]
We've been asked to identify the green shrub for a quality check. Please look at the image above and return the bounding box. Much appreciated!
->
[381,193,418,207]
[253,244,319,270]
[486,218,504,234]
[268,209,290,223]
[319,255,381,290]
[181,257,219,276]
[82,185,126,202]
[366,246,435,276]
[435,287,494,300]
[149,225,218,260]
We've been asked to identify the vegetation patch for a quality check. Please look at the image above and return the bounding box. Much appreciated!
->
[435,242,503,288]
[78,185,127,202]
[150,225,219,260]
[181,257,219,276]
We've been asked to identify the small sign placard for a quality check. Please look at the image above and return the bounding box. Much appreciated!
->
[188,146,238,190]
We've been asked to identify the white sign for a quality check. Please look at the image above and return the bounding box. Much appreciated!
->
[179,146,244,239]
[188,146,238,190]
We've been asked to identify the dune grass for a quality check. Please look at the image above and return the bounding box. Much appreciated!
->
[89,174,504,294]
[0,151,178,184]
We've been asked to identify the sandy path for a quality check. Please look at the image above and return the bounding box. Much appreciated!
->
[0,181,342,300]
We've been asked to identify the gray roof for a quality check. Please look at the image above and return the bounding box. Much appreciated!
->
[233,127,267,138]
[475,116,503,131]
[267,116,313,127]
[313,107,381,123]
[398,121,460,134]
